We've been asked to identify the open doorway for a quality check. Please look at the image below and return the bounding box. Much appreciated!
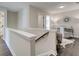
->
[38,14,50,30]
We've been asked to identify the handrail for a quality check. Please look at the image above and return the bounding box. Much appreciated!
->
[35,32,49,42]
[7,28,36,40]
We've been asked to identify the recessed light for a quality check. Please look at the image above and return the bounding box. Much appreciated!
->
[59,5,64,8]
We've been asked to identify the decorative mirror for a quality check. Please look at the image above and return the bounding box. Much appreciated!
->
[64,17,70,22]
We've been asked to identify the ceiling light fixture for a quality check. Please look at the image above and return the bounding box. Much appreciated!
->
[59,5,64,8]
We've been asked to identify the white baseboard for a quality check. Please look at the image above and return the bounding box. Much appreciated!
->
[4,40,16,56]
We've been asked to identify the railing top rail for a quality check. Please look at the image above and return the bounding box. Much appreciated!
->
[7,28,36,40]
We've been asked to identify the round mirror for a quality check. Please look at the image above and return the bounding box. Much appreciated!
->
[64,17,70,22]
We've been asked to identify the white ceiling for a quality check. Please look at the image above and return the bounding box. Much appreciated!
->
[29,2,79,14]
[0,2,28,11]
[0,2,79,14]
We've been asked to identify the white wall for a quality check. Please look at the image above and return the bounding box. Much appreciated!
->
[17,5,48,29]
[29,6,48,28]
[7,5,48,31]
[7,11,18,29]
[51,9,79,37]
[7,6,30,30]
[17,6,30,30]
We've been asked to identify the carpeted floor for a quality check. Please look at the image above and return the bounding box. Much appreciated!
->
[0,38,12,56]
[60,39,79,56]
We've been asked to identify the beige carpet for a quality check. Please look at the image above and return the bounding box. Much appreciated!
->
[0,38,12,56]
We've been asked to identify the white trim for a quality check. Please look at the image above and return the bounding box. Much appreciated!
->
[8,28,36,40]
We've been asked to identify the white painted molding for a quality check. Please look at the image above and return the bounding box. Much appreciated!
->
[7,28,36,40]
[5,28,36,56]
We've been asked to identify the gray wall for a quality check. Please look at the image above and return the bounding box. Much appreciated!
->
[7,11,18,29]
[51,9,79,37]
[7,5,49,30]
[17,5,48,30]
[29,6,48,28]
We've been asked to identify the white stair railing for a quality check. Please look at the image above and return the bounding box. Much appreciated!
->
[5,28,36,56]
